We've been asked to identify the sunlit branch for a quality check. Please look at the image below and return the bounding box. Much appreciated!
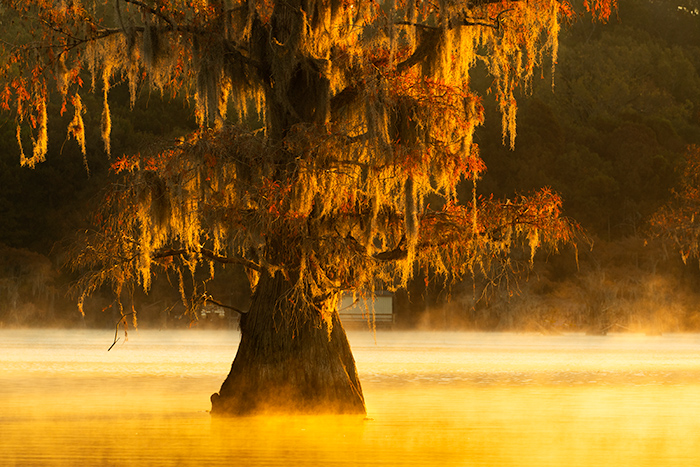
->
[153,247,262,272]
[395,28,440,72]
[395,7,515,72]
[466,0,523,7]
[395,5,515,31]
[394,13,505,31]
[27,7,261,77]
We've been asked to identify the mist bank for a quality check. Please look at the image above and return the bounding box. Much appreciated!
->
[410,238,700,336]
[3,237,700,335]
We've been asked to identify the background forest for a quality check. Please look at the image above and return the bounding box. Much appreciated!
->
[1,0,699,332]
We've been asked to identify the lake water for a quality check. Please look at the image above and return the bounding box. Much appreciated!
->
[2,329,700,466]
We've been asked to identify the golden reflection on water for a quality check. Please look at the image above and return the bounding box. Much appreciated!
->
[2,330,700,466]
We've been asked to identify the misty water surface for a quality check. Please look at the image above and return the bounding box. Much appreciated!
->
[2,329,700,466]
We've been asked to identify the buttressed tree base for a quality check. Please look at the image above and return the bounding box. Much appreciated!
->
[0,0,615,415]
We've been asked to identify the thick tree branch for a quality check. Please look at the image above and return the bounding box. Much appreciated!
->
[200,248,262,272]
[203,296,248,315]
[120,0,176,29]
[330,85,359,120]
[153,248,262,272]
[395,8,514,72]
[372,237,408,261]
[395,27,440,73]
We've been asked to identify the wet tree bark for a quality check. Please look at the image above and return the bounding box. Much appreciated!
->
[210,270,366,415]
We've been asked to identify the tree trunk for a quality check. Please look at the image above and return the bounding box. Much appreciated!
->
[210,270,366,416]
[209,1,363,415]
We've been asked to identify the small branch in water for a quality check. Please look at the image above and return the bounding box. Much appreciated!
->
[108,312,135,351]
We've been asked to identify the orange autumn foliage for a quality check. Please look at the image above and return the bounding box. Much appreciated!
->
[0,0,610,318]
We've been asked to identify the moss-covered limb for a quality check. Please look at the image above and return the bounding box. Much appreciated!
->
[151,247,262,272]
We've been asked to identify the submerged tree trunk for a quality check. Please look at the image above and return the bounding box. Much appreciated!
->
[209,3,365,415]
[210,270,366,416]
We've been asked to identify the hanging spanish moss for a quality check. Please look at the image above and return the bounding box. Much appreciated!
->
[0,0,615,416]
[141,24,159,71]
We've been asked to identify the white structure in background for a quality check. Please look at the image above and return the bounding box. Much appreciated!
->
[199,304,229,328]
[337,291,394,327]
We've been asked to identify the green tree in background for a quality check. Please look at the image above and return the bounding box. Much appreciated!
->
[652,145,700,264]
[477,0,700,238]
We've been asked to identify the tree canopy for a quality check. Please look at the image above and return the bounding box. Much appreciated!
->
[1,0,613,310]
[0,0,615,414]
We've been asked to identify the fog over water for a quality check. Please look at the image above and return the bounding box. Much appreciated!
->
[2,329,700,466]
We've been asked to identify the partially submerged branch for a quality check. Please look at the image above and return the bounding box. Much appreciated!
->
[108,311,135,351]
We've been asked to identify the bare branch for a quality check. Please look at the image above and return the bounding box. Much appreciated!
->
[373,237,408,261]
[394,7,515,72]
[200,248,263,272]
[107,311,135,351]
[203,296,248,315]
[152,247,262,272]
[120,0,176,29]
